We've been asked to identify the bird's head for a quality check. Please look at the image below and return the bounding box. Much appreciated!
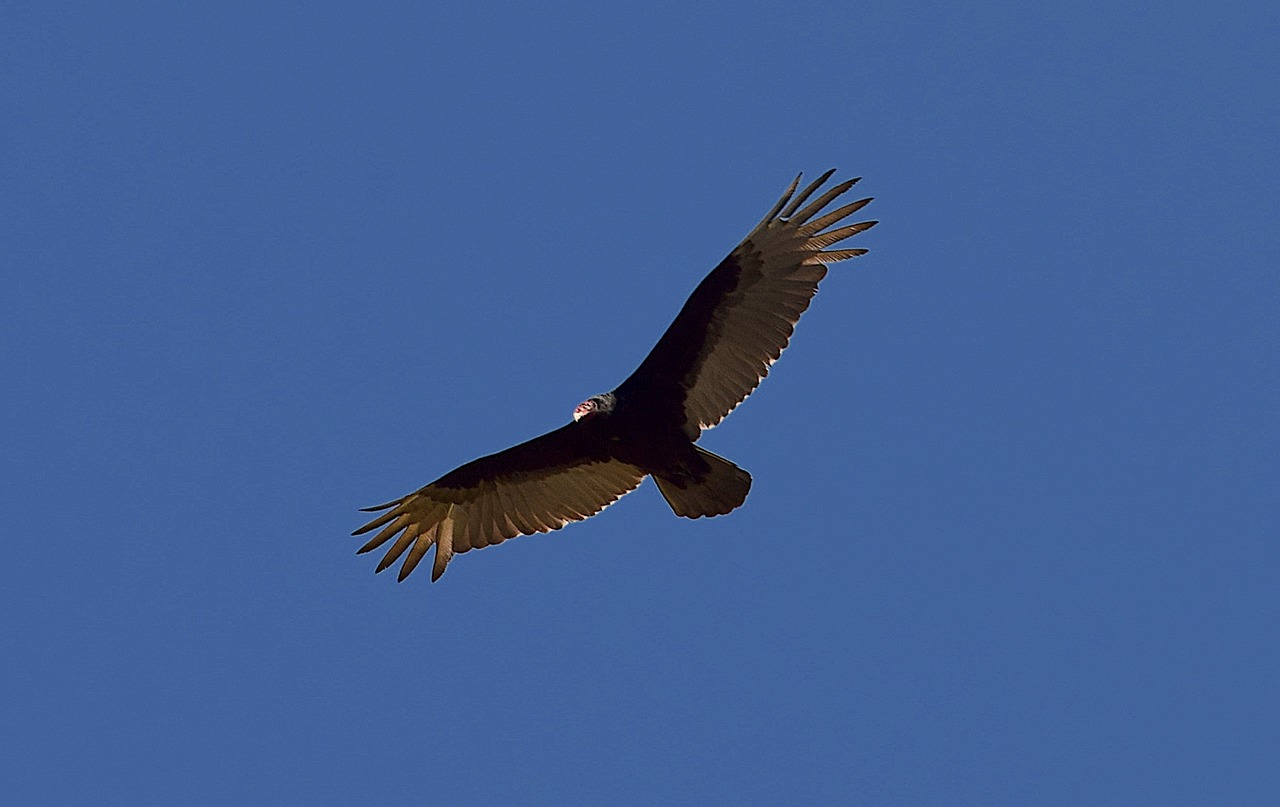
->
[572,392,616,422]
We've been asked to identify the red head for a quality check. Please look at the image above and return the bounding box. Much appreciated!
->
[572,392,616,422]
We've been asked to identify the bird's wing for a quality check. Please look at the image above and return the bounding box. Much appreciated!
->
[352,423,646,581]
[617,170,876,434]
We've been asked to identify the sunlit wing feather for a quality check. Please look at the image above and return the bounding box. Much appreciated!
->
[352,423,646,581]
[617,170,876,435]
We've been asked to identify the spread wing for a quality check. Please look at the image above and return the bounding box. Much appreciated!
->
[352,423,646,582]
[616,170,876,435]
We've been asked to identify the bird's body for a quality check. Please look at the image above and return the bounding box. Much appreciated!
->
[354,170,876,581]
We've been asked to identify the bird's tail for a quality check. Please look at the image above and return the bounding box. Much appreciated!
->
[655,447,752,518]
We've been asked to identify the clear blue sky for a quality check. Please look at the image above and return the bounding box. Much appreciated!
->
[4,2,1277,804]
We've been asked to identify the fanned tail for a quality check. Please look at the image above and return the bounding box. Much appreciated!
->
[655,447,752,518]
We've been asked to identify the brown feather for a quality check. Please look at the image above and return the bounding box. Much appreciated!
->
[780,169,837,218]
[354,443,647,580]
[652,171,876,432]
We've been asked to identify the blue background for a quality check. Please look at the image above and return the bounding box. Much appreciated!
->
[4,2,1277,804]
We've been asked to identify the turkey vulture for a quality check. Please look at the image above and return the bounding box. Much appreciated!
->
[354,170,876,581]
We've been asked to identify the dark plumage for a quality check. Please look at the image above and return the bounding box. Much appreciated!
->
[353,170,877,581]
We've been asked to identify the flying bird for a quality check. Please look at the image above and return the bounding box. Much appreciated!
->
[354,170,876,581]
